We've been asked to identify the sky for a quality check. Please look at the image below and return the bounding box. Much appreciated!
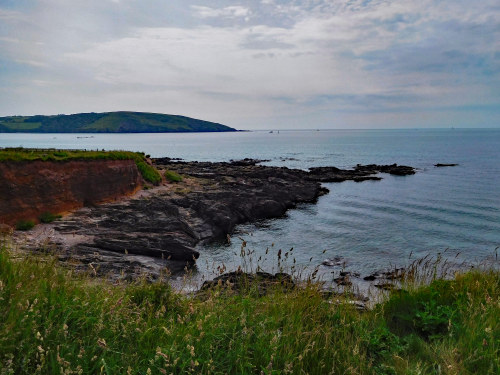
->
[0,0,499,130]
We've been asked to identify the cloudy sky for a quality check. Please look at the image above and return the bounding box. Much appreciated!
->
[0,0,499,129]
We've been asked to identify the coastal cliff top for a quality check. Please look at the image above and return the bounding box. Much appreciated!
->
[0,111,236,133]
[0,148,161,184]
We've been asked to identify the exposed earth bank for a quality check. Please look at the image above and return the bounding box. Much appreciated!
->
[0,159,143,226]
[10,159,416,280]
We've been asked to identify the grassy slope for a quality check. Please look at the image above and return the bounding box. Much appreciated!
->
[0,112,236,133]
[0,148,161,184]
[0,244,498,375]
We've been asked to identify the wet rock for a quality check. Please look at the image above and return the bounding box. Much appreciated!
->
[363,268,405,281]
[435,163,458,167]
[363,272,380,281]
[229,158,270,166]
[355,164,415,176]
[307,163,415,182]
[322,257,344,267]
[333,276,353,286]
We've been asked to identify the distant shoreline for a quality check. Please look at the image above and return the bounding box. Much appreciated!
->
[0,111,237,133]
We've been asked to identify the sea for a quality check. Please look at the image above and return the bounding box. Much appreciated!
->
[1,129,499,283]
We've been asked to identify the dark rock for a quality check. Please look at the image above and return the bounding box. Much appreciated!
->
[199,270,294,295]
[37,159,415,279]
[340,271,360,278]
[435,163,458,167]
[363,268,405,281]
[381,268,405,280]
[307,163,415,182]
[153,157,184,164]
[322,257,344,267]
[334,276,353,286]
[229,158,270,166]
[57,246,190,281]
[363,273,380,281]
[355,164,415,176]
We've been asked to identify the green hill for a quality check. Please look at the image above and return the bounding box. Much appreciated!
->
[0,112,236,133]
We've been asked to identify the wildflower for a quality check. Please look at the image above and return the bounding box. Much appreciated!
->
[156,348,169,361]
[97,338,107,348]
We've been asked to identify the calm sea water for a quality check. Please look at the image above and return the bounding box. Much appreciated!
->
[2,129,499,280]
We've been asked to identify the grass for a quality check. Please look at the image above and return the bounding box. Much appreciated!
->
[0,147,161,184]
[15,220,35,231]
[164,169,183,183]
[0,242,498,374]
[38,212,62,224]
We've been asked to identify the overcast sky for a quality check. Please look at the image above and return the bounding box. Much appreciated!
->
[0,0,499,129]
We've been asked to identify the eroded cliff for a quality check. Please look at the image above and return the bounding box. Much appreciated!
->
[0,159,143,226]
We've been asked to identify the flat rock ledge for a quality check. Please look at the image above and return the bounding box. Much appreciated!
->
[16,159,415,280]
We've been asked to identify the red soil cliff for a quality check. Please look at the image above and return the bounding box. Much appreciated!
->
[0,160,143,226]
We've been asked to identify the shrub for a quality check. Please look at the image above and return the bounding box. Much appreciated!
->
[136,161,162,185]
[164,169,183,183]
[52,151,69,158]
[383,279,457,340]
[15,220,35,231]
[39,212,62,223]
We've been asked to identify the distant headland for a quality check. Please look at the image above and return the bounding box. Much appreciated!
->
[0,111,236,133]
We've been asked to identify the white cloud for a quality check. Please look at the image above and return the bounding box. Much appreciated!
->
[0,0,498,128]
[191,5,250,19]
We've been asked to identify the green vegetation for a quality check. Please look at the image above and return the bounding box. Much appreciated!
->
[164,169,183,183]
[38,212,62,224]
[0,111,236,133]
[0,243,498,374]
[14,220,35,231]
[0,148,161,185]
[136,160,162,185]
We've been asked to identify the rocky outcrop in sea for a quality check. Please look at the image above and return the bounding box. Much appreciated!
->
[12,159,415,280]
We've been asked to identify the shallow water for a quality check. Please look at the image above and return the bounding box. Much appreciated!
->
[2,128,499,282]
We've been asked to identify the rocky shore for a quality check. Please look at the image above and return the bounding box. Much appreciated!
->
[14,159,415,281]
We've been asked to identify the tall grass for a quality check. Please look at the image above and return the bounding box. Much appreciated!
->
[0,241,498,374]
